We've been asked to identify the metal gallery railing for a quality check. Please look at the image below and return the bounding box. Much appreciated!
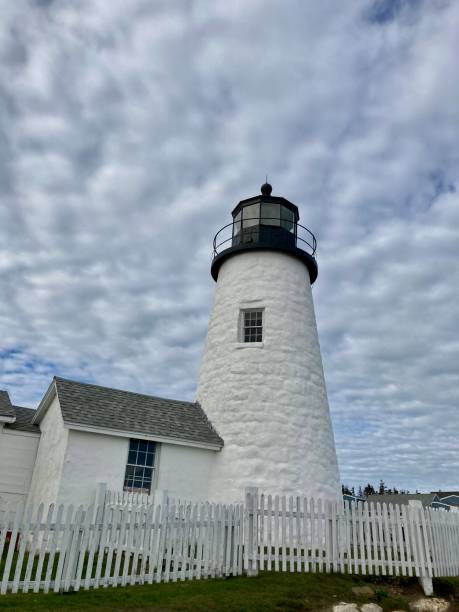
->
[213,217,317,258]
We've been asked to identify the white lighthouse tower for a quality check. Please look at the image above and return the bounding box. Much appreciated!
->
[197,183,340,502]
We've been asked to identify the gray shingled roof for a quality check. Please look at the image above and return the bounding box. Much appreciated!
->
[0,390,15,419]
[53,377,223,448]
[6,406,39,433]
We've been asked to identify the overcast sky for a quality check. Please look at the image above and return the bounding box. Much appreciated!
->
[1,0,458,493]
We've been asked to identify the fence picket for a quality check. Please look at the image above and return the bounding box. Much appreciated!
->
[310,498,317,573]
[267,495,272,571]
[418,504,432,579]
[146,504,160,583]
[0,507,13,566]
[181,503,192,581]
[444,511,454,575]
[211,504,219,579]
[43,504,64,593]
[408,505,421,577]
[62,505,85,592]
[274,495,280,572]
[163,502,175,583]
[195,503,205,580]
[287,496,294,572]
[343,501,350,574]
[173,503,183,582]
[1,503,23,594]
[401,504,414,576]
[53,504,75,592]
[331,501,337,572]
[259,494,265,571]
[33,503,56,593]
[155,502,168,583]
[103,506,119,587]
[281,496,287,572]
[74,506,94,592]
[112,506,128,586]
[237,504,244,576]
[138,504,154,584]
[95,506,112,588]
[84,505,103,590]
[323,500,330,573]
[295,497,301,572]
[381,503,393,575]
[23,504,44,593]
[202,503,211,579]
[303,497,310,572]
[11,505,33,594]
[189,503,198,580]
[130,507,143,585]
[121,506,135,586]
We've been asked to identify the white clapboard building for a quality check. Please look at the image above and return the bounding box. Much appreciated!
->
[0,184,340,510]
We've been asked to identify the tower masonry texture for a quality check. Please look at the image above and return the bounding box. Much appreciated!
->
[196,187,341,503]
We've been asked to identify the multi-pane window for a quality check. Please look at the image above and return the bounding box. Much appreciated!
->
[123,439,156,493]
[242,310,263,343]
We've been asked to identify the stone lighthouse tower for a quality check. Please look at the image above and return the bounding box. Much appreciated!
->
[196,184,340,502]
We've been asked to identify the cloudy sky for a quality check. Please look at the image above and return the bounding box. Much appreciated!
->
[1,0,458,493]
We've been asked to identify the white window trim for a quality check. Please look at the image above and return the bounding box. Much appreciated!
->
[238,307,265,344]
[123,438,158,495]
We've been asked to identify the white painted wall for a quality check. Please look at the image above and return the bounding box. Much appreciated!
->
[60,430,215,506]
[26,393,68,508]
[156,443,215,501]
[196,249,341,503]
[59,429,129,507]
[34,425,216,507]
[0,425,40,509]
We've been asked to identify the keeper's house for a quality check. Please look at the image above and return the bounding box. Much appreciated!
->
[0,378,223,510]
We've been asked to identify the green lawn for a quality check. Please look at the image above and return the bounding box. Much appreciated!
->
[0,572,458,612]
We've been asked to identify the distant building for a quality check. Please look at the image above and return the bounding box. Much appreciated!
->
[342,492,366,505]
[431,492,459,508]
[364,493,451,510]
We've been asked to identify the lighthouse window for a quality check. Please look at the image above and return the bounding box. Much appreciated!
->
[233,210,242,236]
[280,207,294,232]
[242,203,260,228]
[261,202,280,226]
[242,309,263,343]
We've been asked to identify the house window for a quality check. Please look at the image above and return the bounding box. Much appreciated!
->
[241,309,263,343]
[123,439,156,494]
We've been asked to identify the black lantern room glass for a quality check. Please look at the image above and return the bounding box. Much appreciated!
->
[232,189,297,249]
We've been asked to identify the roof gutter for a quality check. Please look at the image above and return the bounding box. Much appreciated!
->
[64,421,223,451]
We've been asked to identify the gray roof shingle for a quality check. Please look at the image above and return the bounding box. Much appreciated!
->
[0,390,15,419]
[53,377,223,449]
[6,406,39,433]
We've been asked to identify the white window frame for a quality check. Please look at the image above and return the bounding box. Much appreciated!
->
[239,308,264,343]
[123,438,158,494]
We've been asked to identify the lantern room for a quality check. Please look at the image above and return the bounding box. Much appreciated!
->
[211,183,318,284]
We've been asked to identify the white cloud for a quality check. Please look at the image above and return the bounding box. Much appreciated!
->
[0,0,458,491]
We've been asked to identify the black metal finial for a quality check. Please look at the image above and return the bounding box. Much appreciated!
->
[260,182,272,196]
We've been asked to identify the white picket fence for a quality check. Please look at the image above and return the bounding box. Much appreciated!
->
[0,489,458,595]
[246,491,459,580]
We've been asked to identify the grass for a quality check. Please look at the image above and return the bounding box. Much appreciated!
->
[0,572,457,612]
